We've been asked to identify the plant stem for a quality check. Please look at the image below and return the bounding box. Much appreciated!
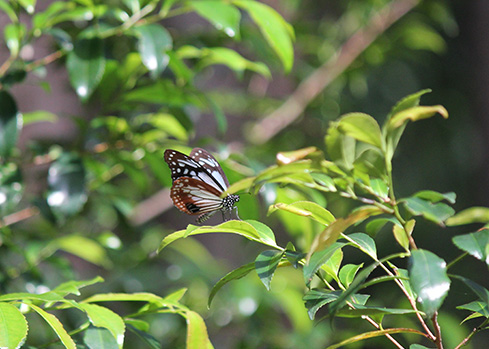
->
[446,252,468,270]
[454,317,489,349]
[431,312,444,349]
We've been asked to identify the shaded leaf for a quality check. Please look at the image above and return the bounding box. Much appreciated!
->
[208,262,255,307]
[339,263,364,288]
[452,229,489,266]
[52,276,104,297]
[285,249,306,269]
[304,242,345,287]
[335,305,419,318]
[343,233,377,260]
[67,37,105,100]
[84,326,118,349]
[457,301,489,318]
[54,235,111,268]
[0,302,28,349]
[255,250,284,290]
[451,275,489,308]
[126,324,161,349]
[199,47,270,78]
[408,250,450,317]
[304,289,369,320]
[79,303,125,349]
[0,90,21,159]
[133,24,172,78]
[414,190,456,204]
[403,197,454,226]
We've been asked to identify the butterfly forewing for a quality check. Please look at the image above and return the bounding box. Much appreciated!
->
[170,177,223,215]
[164,149,227,193]
[190,148,230,189]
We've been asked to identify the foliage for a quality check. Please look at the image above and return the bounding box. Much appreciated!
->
[1,0,487,348]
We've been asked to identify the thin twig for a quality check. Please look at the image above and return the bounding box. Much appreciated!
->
[431,312,444,349]
[249,0,420,144]
[0,207,40,228]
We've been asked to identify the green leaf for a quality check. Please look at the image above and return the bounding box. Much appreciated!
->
[343,233,377,260]
[335,305,419,318]
[408,249,450,317]
[255,250,284,290]
[200,47,271,78]
[126,324,161,349]
[339,263,364,288]
[22,110,58,125]
[0,0,17,22]
[54,235,111,268]
[147,113,188,141]
[325,124,356,170]
[388,105,448,129]
[190,1,240,39]
[366,217,398,236]
[184,310,213,349]
[133,24,172,79]
[28,303,76,349]
[17,0,36,14]
[304,242,345,287]
[452,229,489,266]
[0,90,21,159]
[234,0,294,72]
[268,201,335,226]
[457,301,489,318]
[446,207,489,226]
[303,289,342,320]
[208,262,255,307]
[414,190,456,204]
[159,220,278,253]
[0,302,28,349]
[451,275,489,307]
[4,23,26,56]
[80,303,125,349]
[52,276,104,296]
[328,261,380,315]
[84,326,119,349]
[403,197,454,226]
[337,113,383,149]
[47,152,87,219]
[82,292,167,306]
[327,328,428,349]
[322,248,343,283]
[67,37,106,101]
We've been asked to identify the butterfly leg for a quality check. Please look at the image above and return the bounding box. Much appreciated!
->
[197,210,218,224]
[233,206,241,221]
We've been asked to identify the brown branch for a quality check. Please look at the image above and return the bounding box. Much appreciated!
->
[129,188,173,226]
[24,49,66,72]
[0,207,40,228]
[249,0,420,144]
[432,312,444,349]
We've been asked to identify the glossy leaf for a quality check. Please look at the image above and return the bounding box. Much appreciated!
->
[208,262,255,307]
[268,201,335,226]
[0,302,28,349]
[337,113,383,149]
[84,326,119,349]
[52,276,104,297]
[80,303,125,348]
[457,301,489,318]
[0,90,21,159]
[234,0,294,72]
[408,249,450,317]
[67,37,105,100]
[185,310,213,349]
[133,24,172,78]
[414,190,456,204]
[335,305,419,318]
[276,147,319,165]
[255,250,284,290]
[403,197,455,226]
[190,1,240,38]
[47,152,87,219]
[452,229,489,266]
[28,303,76,349]
[446,207,489,226]
[199,47,270,78]
[17,0,36,14]
[303,289,369,320]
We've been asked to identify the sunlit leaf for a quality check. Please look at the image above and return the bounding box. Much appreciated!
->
[255,250,283,290]
[276,147,319,165]
[268,201,335,226]
[190,1,240,39]
[325,124,356,170]
[4,23,26,56]
[326,328,428,349]
[343,233,377,260]
[446,207,489,226]
[0,303,28,349]
[184,310,213,349]
[414,190,456,204]
[22,110,58,125]
[0,90,22,159]
[17,0,36,14]
[337,113,383,149]
[54,235,111,268]
[304,242,345,287]
[234,0,294,72]
[408,249,450,317]
[67,37,105,101]
[28,303,76,349]
[452,229,489,266]
[388,105,448,129]
[52,276,104,296]
[457,301,489,318]
[133,24,172,78]
[339,263,364,288]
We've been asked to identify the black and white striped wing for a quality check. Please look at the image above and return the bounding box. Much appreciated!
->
[164,149,226,193]
[189,148,230,189]
[170,177,224,215]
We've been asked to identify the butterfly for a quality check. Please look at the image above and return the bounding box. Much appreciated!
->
[164,147,240,223]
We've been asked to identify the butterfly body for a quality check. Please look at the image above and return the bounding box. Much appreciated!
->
[164,148,239,222]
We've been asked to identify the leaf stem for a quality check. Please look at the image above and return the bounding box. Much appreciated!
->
[446,252,468,270]
[431,312,444,349]
[454,317,489,349]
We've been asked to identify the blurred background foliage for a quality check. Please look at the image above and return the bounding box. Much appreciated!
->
[1,0,488,347]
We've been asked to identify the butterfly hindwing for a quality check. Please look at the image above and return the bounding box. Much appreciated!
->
[170,177,223,215]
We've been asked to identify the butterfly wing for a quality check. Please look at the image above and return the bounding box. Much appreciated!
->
[164,149,226,193]
[189,148,230,189]
[170,177,224,215]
